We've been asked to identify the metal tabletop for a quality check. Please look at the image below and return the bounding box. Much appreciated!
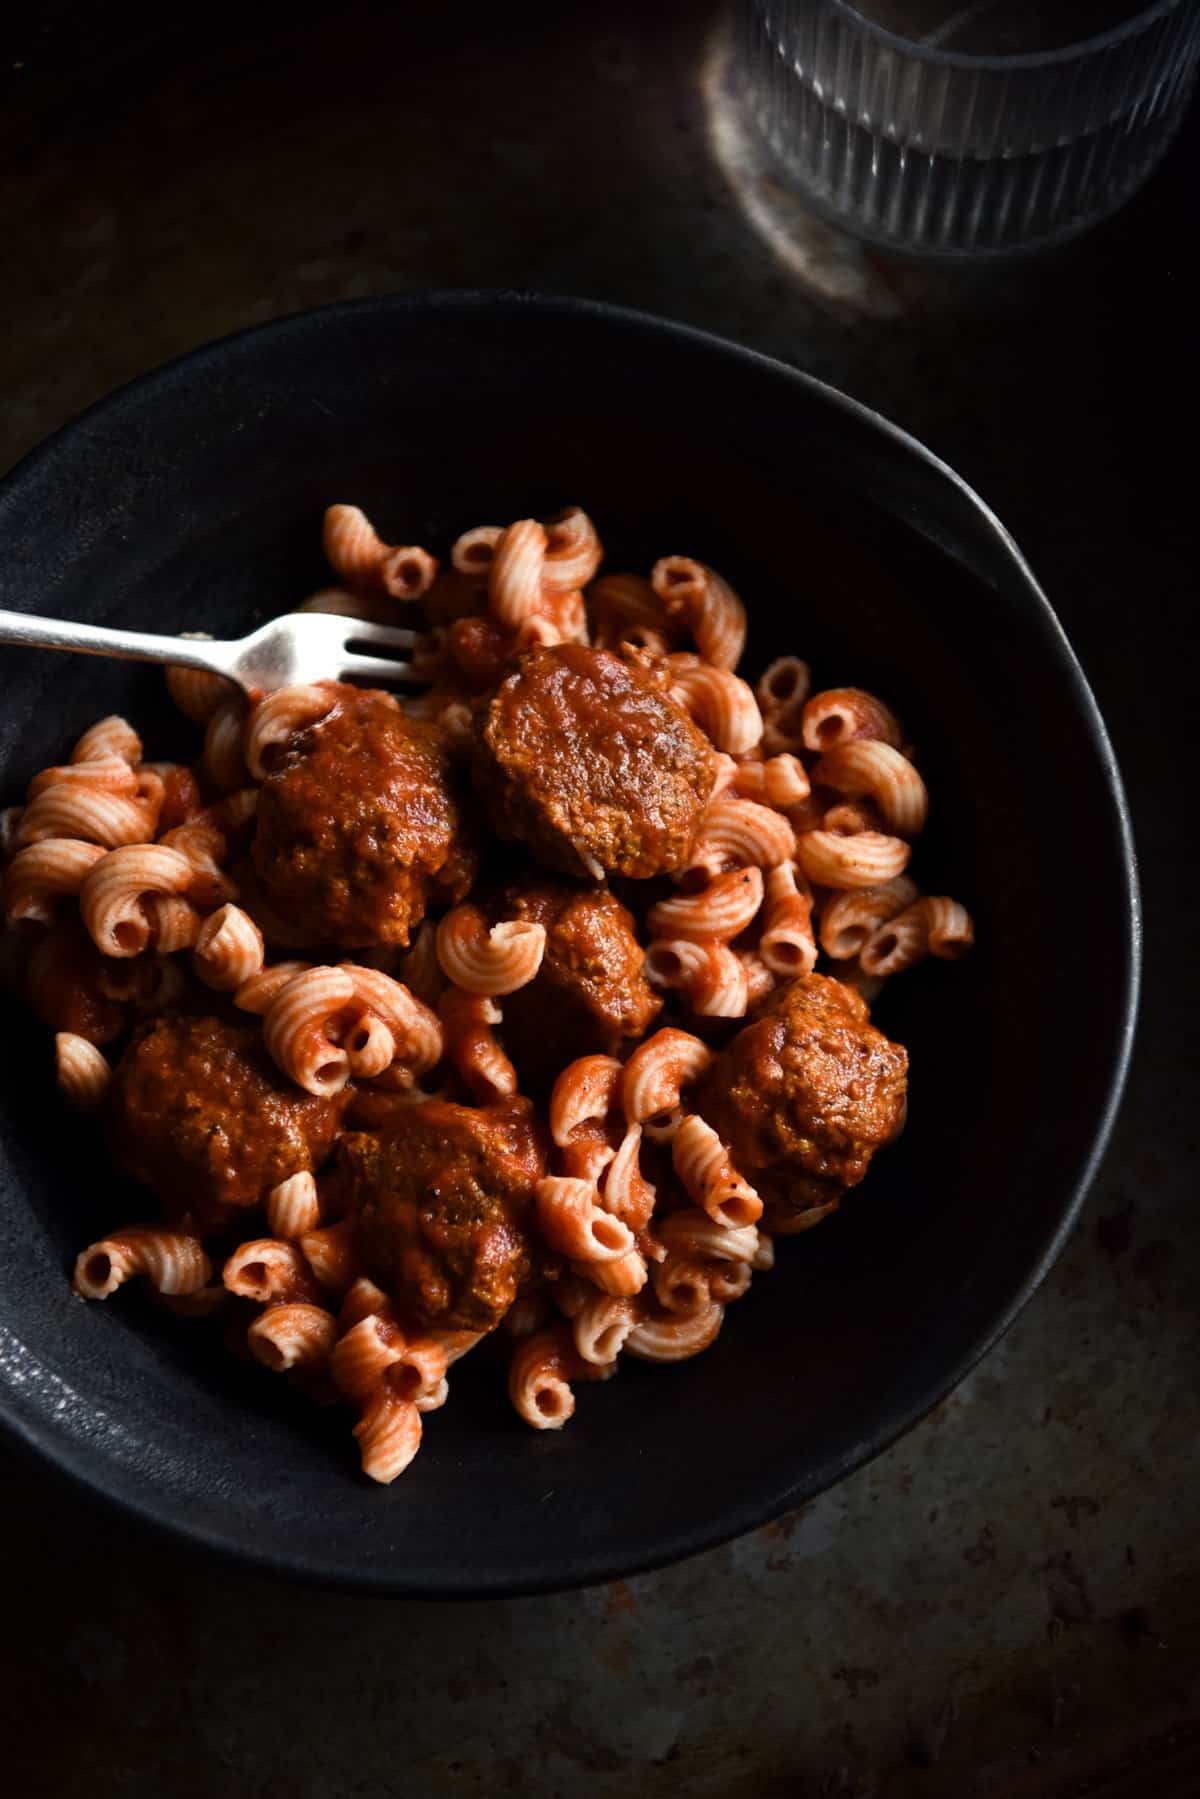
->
[2,4,1196,1793]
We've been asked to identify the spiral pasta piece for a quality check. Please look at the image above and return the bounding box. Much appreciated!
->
[731,753,811,809]
[621,1028,714,1139]
[574,1249,649,1298]
[450,523,502,580]
[647,866,764,944]
[322,503,392,588]
[202,696,249,793]
[28,756,139,799]
[298,1219,364,1296]
[73,1227,211,1300]
[262,966,356,1096]
[332,1313,448,1410]
[380,543,438,601]
[671,1115,763,1228]
[3,838,106,926]
[624,1301,724,1364]
[642,940,750,1018]
[438,986,517,1103]
[813,740,928,838]
[245,684,337,780]
[535,1176,636,1263]
[157,822,232,907]
[338,1277,392,1332]
[549,1055,622,1149]
[752,1233,775,1271]
[685,798,795,879]
[507,1325,614,1430]
[651,556,746,670]
[435,905,547,996]
[341,1009,397,1079]
[54,1032,111,1111]
[586,572,672,654]
[165,656,237,725]
[657,1210,760,1265]
[15,774,162,850]
[652,1254,751,1315]
[223,1238,325,1305]
[756,657,811,715]
[351,1391,424,1484]
[801,686,902,752]
[331,1310,444,1481]
[192,903,265,991]
[248,1302,338,1374]
[341,964,443,1079]
[265,1171,322,1240]
[794,830,911,890]
[667,660,762,755]
[542,506,603,592]
[739,950,776,1005]
[79,844,196,959]
[396,920,446,1008]
[759,861,818,977]
[489,519,548,628]
[598,1123,656,1233]
[571,1294,638,1366]
[70,716,143,767]
[818,876,920,960]
[233,960,314,1015]
[860,896,974,976]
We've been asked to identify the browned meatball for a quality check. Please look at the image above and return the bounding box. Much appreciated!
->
[108,1014,348,1231]
[253,685,476,948]
[339,1097,548,1331]
[696,974,908,1230]
[496,877,661,1092]
[473,644,716,879]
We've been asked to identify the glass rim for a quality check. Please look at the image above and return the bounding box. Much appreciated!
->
[828,0,1186,71]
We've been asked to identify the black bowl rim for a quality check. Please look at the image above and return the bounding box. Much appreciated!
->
[0,289,1141,1597]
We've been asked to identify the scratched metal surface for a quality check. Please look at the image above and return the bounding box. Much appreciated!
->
[1,5,1197,1793]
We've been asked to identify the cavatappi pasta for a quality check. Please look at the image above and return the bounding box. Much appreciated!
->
[0,500,973,1485]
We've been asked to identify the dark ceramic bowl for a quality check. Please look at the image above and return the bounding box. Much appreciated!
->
[0,293,1138,1596]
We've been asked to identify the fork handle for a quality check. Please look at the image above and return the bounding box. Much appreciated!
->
[0,609,235,679]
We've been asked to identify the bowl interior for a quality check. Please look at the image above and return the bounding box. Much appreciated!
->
[0,296,1134,1594]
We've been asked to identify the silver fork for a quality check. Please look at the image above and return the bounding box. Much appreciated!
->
[0,607,422,694]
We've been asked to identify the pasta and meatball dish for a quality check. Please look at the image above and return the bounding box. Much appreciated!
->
[0,504,972,1483]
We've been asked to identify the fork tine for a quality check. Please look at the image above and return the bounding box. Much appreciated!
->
[338,653,425,687]
[340,621,419,654]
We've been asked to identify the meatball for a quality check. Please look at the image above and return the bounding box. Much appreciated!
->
[253,685,476,948]
[473,644,716,879]
[496,877,661,1092]
[109,1014,348,1231]
[339,1097,548,1332]
[696,974,908,1230]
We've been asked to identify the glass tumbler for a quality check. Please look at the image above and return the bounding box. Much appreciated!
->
[738,0,1200,255]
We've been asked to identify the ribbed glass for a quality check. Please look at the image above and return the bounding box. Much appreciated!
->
[738,0,1200,255]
